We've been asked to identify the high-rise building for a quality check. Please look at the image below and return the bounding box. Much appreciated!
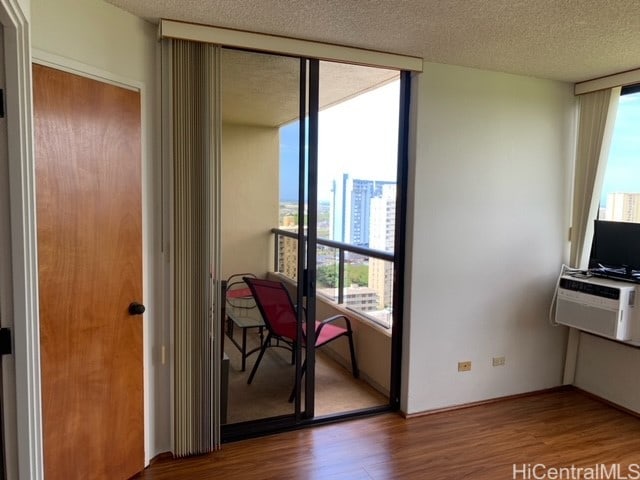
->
[277,225,300,280]
[329,173,351,243]
[317,285,379,312]
[604,192,640,222]
[329,173,394,246]
[368,184,396,309]
[350,178,395,247]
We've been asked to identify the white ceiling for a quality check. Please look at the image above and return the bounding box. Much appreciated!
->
[107,0,640,84]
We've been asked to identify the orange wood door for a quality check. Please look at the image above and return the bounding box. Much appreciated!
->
[33,64,144,480]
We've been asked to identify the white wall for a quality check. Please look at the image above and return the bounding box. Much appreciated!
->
[574,333,640,412]
[221,123,279,279]
[402,62,576,414]
[30,0,169,462]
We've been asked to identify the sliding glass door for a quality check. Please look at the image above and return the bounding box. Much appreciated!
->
[312,62,402,417]
[219,48,303,429]
[220,47,409,440]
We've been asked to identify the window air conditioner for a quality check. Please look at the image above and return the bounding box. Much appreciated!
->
[555,275,636,341]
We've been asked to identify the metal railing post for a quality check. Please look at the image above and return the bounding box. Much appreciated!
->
[273,231,279,273]
[338,249,345,304]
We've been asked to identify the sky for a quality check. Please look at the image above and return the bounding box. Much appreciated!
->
[279,80,400,202]
[600,91,640,206]
[281,84,639,205]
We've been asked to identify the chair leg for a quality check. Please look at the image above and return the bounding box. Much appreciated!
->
[247,333,271,384]
[288,360,307,403]
[347,332,359,379]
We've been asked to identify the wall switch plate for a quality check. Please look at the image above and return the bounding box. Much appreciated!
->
[492,356,506,366]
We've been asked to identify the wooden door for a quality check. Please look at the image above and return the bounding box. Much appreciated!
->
[33,64,144,479]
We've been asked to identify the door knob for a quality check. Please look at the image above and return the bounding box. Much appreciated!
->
[128,302,146,316]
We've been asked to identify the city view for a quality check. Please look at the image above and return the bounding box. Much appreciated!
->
[277,175,396,328]
[599,91,640,222]
[275,79,400,327]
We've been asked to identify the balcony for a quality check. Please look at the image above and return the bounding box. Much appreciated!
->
[221,227,394,424]
[271,227,394,395]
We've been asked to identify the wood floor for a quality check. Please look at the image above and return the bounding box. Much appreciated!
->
[137,388,640,479]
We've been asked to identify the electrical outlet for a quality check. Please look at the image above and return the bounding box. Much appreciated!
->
[492,356,505,367]
[458,361,471,372]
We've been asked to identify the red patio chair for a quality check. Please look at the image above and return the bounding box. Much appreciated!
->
[225,273,256,308]
[243,277,359,398]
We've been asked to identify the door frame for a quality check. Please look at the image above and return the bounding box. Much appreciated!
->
[293,57,319,419]
[302,58,319,418]
[0,0,43,479]
[31,50,153,466]
[0,9,152,473]
[222,53,412,441]
[0,2,43,479]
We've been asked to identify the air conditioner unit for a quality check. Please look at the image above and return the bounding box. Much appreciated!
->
[555,275,637,341]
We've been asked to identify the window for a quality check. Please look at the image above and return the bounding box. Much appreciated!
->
[599,86,640,223]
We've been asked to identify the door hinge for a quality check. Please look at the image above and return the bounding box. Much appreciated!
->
[0,328,11,355]
[0,89,4,118]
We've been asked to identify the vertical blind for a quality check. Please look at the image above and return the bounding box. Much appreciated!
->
[167,38,221,456]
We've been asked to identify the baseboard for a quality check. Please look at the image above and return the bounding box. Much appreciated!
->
[148,451,173,465]
[572,386,640,419]
[402,385,571,419]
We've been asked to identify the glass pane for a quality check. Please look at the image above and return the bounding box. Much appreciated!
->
[366,258,394,329]
[316,246,339,290]
[313,61,400,417]
[591,90,640,281]
[600,91,640,223]
[220,48,301,425]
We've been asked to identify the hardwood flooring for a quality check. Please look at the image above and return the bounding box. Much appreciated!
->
[137,388,640,479]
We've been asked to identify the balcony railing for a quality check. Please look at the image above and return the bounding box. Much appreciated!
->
[272,228,395,328]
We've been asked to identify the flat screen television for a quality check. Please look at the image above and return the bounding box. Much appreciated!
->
[589,219,640,282]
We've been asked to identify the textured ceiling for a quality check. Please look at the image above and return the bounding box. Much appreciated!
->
[107,0,640,83]
[221,49,398,126]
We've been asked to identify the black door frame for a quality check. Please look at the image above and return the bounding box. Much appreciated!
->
[221,55,411,443]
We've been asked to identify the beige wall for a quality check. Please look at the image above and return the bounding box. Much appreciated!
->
[316,297,391,395]
[221,123,280,280]
[32,0,153,82]
[17,0,30,19]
